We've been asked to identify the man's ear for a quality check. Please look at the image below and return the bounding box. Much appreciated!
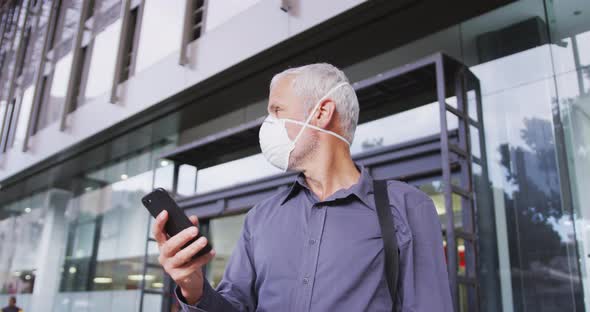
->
[315,99,337,128]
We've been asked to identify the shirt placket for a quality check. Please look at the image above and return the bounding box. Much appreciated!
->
[295,201,328,312]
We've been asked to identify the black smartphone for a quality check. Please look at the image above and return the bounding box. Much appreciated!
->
[141,187,212,259]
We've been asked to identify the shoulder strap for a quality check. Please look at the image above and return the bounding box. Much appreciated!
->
[373,179,399,310]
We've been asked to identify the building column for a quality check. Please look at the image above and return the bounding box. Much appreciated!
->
[30,189,71,312]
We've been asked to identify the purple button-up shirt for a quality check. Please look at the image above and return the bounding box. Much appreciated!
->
[176,163,453,311]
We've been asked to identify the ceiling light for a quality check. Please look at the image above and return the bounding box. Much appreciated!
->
[93,277,113,284]
[128,274,155,281]
[121,174,128,180]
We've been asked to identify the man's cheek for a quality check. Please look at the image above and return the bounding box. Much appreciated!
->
[285,123,301,141]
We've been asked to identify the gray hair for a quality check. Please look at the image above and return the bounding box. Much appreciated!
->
[270,63,359,143]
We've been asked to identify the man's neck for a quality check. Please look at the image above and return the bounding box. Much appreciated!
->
[302,147,360,201]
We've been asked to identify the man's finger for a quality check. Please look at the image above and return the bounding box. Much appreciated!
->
[175,249,216,273]
[193,249,216,267]
[161,226,199,257]
[189,215,199,226]
[170,236,209,267]
[153,210,168,246]
[167,250,216,282]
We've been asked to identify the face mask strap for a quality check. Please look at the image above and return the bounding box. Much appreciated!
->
[291,82,351,144]
[283,119,350,146]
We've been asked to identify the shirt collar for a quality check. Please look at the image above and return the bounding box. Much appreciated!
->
[280,162,375,209]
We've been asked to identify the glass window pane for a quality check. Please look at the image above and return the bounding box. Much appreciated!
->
[154,163,174,192]
[548,4,590,75]
[549,3,590,307]
[0,215,17,294]
[0,100,6,136]
[418,180,462,232]
[0,53,15,97]
[83,19,121,103]
[142,292,163,312]
[0,192,48,295]
[12,86,35,149]
[21,16,48,88]
[177,164,197,196]
[195,154,281,195]
[59,161,155,293]
[9,0,29,47]
[206,214,246,288]
[71,221,96,259]
[39,53,73,130]
[55,0,83,44]
[350,103,458,155]
[135,1,184,73]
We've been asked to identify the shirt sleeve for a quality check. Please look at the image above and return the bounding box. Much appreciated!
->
[175,211,258,312]
[399,198,454,312]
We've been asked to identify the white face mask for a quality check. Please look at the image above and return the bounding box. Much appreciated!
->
[259,82,352,172]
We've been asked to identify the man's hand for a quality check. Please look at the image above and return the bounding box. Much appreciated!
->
[153,210,216,305]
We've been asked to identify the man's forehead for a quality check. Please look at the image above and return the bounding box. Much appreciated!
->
[268,80,296,108]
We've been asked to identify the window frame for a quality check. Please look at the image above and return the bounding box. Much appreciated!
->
[179,0,207,65]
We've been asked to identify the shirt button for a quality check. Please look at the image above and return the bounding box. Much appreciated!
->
[303,277,309,285]
[309,239,316,245]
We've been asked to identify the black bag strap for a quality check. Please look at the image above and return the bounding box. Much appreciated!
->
[373,179,399,310]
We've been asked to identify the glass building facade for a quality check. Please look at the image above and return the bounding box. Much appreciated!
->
[0,0,589,311]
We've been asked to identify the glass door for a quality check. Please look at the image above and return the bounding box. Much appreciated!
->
[563,88,590,311]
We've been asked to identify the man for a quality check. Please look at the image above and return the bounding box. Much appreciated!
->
[2,297,23,312]
[154,63,453,311]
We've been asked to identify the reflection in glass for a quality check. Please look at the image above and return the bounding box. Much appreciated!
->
[556,68,590,310]
[480,76,583,310]
[135,1,184,73]
[453,2,585,308]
